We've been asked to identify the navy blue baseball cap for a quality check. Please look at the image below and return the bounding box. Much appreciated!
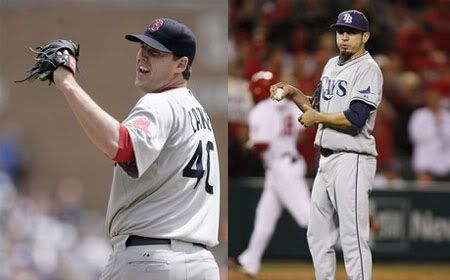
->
[126,18,196,66]
[330,10,369,32]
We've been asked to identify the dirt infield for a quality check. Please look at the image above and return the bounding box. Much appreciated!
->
[229,261,450,280]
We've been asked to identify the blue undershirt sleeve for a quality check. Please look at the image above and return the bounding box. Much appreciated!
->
[343,100,375,129]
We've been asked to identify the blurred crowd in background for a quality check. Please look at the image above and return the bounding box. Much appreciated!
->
[0,169,110,280]
[0,114,110,279]
[228,0,450,187]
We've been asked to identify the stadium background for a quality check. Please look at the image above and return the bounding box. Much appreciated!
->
[228,0,450,279]
[0,1,228,279]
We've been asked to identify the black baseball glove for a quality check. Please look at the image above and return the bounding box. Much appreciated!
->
[310,81,321,112]
[16,39,80,85]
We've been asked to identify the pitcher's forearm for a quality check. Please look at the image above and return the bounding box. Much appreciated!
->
[317,112,353,128]
[290,89,312,112]
[57,75,121,159]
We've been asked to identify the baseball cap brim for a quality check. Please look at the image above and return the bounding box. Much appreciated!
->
[125,34,172,53]
[330,23,367,32]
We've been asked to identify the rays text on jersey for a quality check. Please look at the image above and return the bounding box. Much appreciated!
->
[321,76,348,100]
[188,107,212,133]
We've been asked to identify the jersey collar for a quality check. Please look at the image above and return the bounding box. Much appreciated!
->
[337,51,369,67]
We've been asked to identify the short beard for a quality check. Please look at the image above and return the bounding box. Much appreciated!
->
[338,51,353,65]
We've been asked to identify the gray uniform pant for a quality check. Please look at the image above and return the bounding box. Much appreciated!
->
[307,152,376,280]
[100,235,219,280]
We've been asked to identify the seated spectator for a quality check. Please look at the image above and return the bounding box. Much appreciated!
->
[408,90,450,185]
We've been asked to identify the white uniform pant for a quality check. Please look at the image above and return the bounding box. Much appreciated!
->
[238,156,310,275]
[100,235,219,280]
[307,152,376,280]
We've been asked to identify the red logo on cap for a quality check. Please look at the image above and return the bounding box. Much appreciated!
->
[148,19,164,33]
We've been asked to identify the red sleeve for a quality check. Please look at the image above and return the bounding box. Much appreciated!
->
[114,124,135,162]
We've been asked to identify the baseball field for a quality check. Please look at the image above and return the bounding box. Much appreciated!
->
[229,261,450,280]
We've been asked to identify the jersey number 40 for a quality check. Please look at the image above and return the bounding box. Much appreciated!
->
[183,140,215,194]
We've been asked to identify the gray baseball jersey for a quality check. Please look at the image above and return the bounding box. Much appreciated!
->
[315,51,383,155]
[105,88,220,247]
[307,52,382,280]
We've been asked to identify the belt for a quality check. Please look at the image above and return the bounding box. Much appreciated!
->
[319,148,372,157]
[319,147,336,157]
[125,235,207,249]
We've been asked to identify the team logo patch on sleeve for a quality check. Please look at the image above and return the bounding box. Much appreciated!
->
[131,117,151,136]
[358,86,373,95]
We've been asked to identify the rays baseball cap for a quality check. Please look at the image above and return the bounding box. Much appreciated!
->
[330,10,369,32]
[126,18,196,66]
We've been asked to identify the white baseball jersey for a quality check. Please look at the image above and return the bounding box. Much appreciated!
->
[248,99,304,168]
[315,51,383,156]
[105,87,220,247]
[408,107,450,175]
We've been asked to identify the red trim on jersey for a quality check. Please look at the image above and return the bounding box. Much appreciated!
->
[114,124,135,162]
[156,85,179,93]
[156,80,186,92]
[252,143,270,154]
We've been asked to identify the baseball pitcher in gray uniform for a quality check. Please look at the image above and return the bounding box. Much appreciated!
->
[50,18,220,279]
[271,10,382,280]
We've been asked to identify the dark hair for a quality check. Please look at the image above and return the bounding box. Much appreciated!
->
[182,65,192,80]
[174,55,192,80]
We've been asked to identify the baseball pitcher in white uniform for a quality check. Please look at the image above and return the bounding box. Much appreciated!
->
[271,10,382,280]
[43,18,220,280]
[235,71,310,277]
